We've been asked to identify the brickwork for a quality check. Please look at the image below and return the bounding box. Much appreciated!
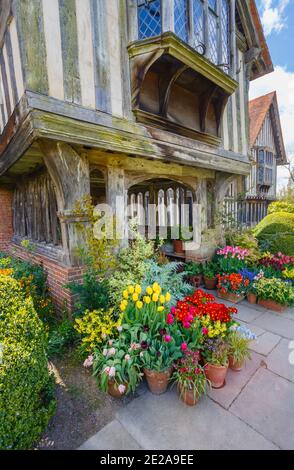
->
[0,188,13,251]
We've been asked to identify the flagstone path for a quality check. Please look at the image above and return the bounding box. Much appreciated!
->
[80,298,294,450]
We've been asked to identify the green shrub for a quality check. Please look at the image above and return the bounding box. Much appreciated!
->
[253,212,294,256]
[255,277,294,306]
[268,201,294,214]
[47,320,78,359]
[0,275,56,449]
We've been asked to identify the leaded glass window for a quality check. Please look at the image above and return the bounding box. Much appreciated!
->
[138,0,161,40]
[220,0,230,70]
[174,0,189,42]
[208,2,218,64]
[192,0,205,51]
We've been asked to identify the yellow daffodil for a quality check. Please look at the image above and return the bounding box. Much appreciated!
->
[123,289,129,299]
[165,292,171,302]
[157,306,164,312]
[144,296,151,304]
[136,300,143,309]
[146,286,153,296]
[152,293,159,302]
[159,295,165,304]
[135,284,142,294]
[128,285,134,294]
[132,292,139,302]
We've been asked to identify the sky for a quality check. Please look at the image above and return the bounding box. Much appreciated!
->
[250,0,294,190]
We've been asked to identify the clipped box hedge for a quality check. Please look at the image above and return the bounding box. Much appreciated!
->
[0,275,55,450]
[254,211,294,256]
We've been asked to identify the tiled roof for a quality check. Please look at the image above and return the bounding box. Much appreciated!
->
[249,92,275,146]
[249,0,274,78]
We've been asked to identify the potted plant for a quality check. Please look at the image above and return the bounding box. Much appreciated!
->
[173,350,208,406]
[172,226,193,255]
[227,327,254,371]
[238,268,263,304]
[217,273,249,303]
[255,277,294,312]
[184,262,203,287]
[92,333,143,397]
[202,337,229,388]
[203,262,218,290]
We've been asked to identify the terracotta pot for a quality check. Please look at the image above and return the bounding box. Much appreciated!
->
[187,274,203,287]
[228,356,244,372]
[173,239,185,255]
[217,290,245,304]
[108,381,128,397]
[144,368,172,395]
[205,363,228,388]
[204,276,217,290]
[177,383,199,406]
[258,298,287,313]
[247,292,257,304]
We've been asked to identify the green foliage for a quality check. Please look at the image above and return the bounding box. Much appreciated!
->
[253,212,294,256]
[0,275,56,450]
[142,260,193,305]
[228,331,251,364]
[203,261,219,279]
[66,267,110,317]
[47,320,78,359]
[108,229,155,308]
[268,201,294,214]
[255,277,294,306]
[184,262,203,276]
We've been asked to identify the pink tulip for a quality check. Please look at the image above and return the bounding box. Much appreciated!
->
[181,342,187,352]
[164,334,171,343]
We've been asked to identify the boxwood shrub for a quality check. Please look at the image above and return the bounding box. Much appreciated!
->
[253,212,294,256]
[0,275,56,450]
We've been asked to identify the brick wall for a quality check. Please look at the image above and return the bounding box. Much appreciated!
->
[0,188,13,251]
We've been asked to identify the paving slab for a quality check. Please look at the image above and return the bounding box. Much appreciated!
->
[249,332,281,356]
[230,368,294,450]
[116,389,277,450]
[233,305,264,323]
[253,312,294,339]
[208,352,263,409]
[79,420,141,450]
[267,338,294,383]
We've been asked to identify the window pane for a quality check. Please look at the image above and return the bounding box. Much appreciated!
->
[258,149,264,164]
[138,0,161,40]
[258,166,264,184]
[208,10,218,64]
[220,0,230,70]
[174,0,189,43]
[208,0,217,11]
[192,0,205,50]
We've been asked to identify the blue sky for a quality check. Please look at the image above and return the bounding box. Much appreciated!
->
[250,0,294,189]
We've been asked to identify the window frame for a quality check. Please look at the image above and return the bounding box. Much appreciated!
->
[257,148,274,186]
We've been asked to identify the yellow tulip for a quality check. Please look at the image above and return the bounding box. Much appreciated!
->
[136,301,143,309]
[123,290,129,299]
[120,302,126,312]
[122,299,128,307]
[132,292,139,302]
[144,296,151,304]
[146,286,153,296]
[135,284,142,294]
[157,306,164,312]
[152,293,159,302]
[165,292,171,302]
[128,285,135,294]
[159,295,165,304]
[153,282,161,293]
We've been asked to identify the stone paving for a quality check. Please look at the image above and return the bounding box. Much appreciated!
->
[80,299,294,450]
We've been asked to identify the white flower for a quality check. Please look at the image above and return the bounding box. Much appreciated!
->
[118,384,126,395]
[103,349,108,356]
[108,339,114,346]
[140,351,144,358]
[83,354,94,368]
[103,366,111,375]
[109,366,116,378]
[108,347,116,356]
[117,326,123,332]
[124,354,131,362]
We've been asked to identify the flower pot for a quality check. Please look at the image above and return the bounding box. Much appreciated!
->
[247,292,257,304]
[173,240,185,255]
[177,383,199,406]
[108,381,128,397]
[143,368,172,395]
[228,356,244,372]
[161,242,173,254]
[258,298,287,313]
[187,274,203,287]
[204,276,217,290]
[217,290,245,304]
[205,363,228,388]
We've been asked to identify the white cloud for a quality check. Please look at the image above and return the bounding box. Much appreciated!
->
[250,66,294,189]
[259,0,289,36]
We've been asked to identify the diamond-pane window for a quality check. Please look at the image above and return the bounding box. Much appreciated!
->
[220,0,230,70]
[208,0,217,12]
[208,10,218,64]
[138,0,161,40]
[192,0,205,50]
[174,0,189,43]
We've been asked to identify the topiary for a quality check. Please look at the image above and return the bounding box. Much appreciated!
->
[0,275,56,450]
[268,201,294,215]
[253,212,294,256]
